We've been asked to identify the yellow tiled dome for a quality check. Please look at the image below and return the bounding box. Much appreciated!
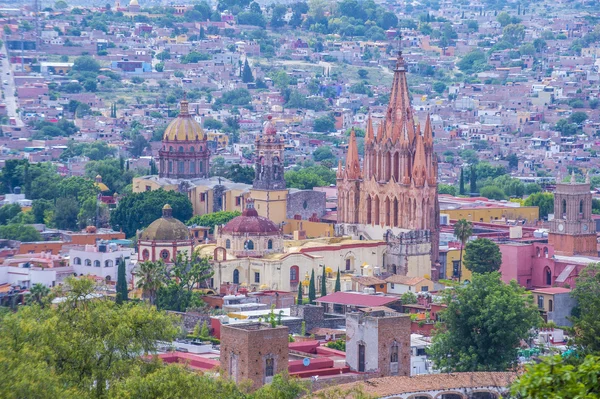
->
[163,100,205,141]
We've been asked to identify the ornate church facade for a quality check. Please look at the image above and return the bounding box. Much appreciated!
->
[336,53,440,279]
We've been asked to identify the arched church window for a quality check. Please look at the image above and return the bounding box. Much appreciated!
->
[179,146,184,152]
[290,266,299,283]
[245,240,254,250]
[267,239,273,250]
[169,146,173,152]
[544,247,548,258]
[580,200,584,218]
[199,163,203,172]
[390,341,399,363]
[562,199,567,217]
[303,201,308,209]
[190,146,195,152]
[178,161,184,174]
[226,239,231,249]
[233,269,240,284]
[142,249,149,260]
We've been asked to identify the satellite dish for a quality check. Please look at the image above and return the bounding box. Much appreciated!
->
[303,357,311,367]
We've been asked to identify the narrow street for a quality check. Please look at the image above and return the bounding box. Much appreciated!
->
[0,42,23,127]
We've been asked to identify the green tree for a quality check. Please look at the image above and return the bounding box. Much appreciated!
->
[297,283,303,304]
[506,153,519,169]
[503,24,526,47]
[285,165,336,189]
[453,219,472,282]
[429,272,541,372]
[469,165,477,193]
[496,11,511,27]
[241,58,254,83]
[26,283,50,306]
[308,269,316,304]
[54,197,80,230]
[110,189,193,237]
[0,276,178,399]
[187,210,241,233]
[134,261,165,305]
[116,257,128,304]
[570,263,600,354]
[313,115,336,132]
[511,355,600,398]
[313,145,335,162]
[270,69,291,91]
[156,253,214,312]
[524,192,554,219]
[224,164,254,184]
[270,4,287,27]
[55,0,69,9]
[459,167,465,195]
[569,111,588,124]
[321,265,327,297]
[457,50,487,74]
[0,203,22,224]
[438,184,456,196]
[480,185,506,200]
[334,268,341,292]
[463,238,502,275]
[432,81,446,94]
[401,291,417,305]
[72,55,101,73]
[155,62,164,72]
[0,224,42,242]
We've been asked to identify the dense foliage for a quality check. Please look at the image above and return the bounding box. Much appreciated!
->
[429,272,541,372]
[463,238,502,275]
[110,190,193,237]
[187,211,241,233]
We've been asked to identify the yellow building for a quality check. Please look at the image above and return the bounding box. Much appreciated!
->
[206,131,229,149]
[443,206,539,223]
[441,247,472,282]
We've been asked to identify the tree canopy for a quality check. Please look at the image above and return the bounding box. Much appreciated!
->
[511,355,600,399]
[428,272,541,372]
[524,192,554,220]
[110,189,193,237]
[187,210,241,233]
[570,263,600,354]
[285,165,336,189]
[463,238,502,275]
[0,276,309,399]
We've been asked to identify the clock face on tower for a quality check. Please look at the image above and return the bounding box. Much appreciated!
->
[558,223,564,232]
[583,224,589,232]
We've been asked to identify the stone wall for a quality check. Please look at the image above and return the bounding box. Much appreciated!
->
[166,311,211,332]
[290,305,346,334]
[286,190,326,220]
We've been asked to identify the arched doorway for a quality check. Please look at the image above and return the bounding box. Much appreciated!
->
[544,267,552,286]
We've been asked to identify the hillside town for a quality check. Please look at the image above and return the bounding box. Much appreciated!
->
[0,0,599,398]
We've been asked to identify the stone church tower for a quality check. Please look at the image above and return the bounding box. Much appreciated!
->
[253,116,285,190]
[548,173,597,256]
[337,52,440,278]
[250,116,288,225]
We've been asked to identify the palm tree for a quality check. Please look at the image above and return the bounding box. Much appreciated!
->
[27,283,50,307]
[134,261,165,305]
[453,219,473,282]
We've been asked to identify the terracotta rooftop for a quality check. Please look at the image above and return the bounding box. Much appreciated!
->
[530,287,572,295]
[350,276,386,286]
[385,275,428,285]
[321,372,518,397]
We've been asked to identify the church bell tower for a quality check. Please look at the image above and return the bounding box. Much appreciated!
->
[548,173,597,256]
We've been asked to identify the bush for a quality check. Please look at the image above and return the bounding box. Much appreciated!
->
[325,339,346,352]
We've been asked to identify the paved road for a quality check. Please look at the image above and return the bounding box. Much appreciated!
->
[0,43,23,127]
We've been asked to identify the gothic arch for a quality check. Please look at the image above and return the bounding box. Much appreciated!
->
[385,197,391,227]
[393,197,399,227]
[366,195,372,224]
[374,196,381,226]
[393,151,399,181]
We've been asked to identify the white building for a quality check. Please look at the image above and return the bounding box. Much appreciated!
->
[70,242,135,283]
